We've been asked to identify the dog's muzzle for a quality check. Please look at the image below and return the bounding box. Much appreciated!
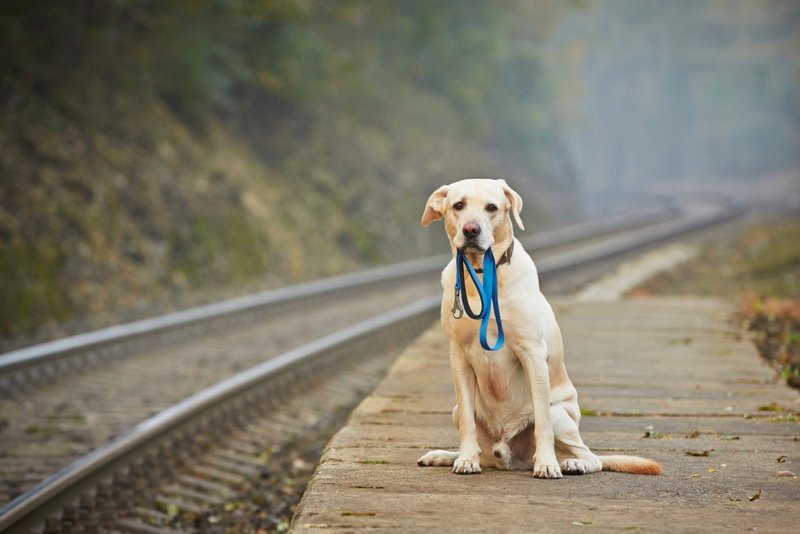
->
[460,222,486,252]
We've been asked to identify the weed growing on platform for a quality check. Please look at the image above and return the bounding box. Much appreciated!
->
[738,295,800,390]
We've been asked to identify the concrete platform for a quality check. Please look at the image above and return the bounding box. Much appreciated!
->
[292,298,799,533]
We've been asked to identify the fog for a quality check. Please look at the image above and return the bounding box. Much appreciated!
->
[554,0,800,213]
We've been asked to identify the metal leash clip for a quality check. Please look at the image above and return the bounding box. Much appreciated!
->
[451,286,464,319]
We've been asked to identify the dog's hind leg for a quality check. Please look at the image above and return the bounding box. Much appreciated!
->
[551,404,602,475]
[418,405,461,467]
[417,450,459,467]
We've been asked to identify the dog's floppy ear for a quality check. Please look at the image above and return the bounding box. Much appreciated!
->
[421,185,449,227]
[499,179,525,230]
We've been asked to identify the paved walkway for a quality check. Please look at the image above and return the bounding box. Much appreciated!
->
[292,297,799,532]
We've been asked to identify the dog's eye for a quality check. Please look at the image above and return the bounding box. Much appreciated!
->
[453,201,465,211]
[486,203,498,213]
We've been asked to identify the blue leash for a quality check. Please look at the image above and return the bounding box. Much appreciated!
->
[451,248,504,351]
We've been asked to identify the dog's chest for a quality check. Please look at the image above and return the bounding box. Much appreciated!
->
[468,349,533,436]
[466,348,526,403]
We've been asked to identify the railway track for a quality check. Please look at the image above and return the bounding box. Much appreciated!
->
[0,201,738,532]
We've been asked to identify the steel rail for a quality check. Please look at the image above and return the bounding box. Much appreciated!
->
[0,204,676,384]
[518,200,678,250]
[0,297,439,531]
[535,202,738,273]
[0,200,739,532]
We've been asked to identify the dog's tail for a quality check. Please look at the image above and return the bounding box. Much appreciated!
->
[597,455,662,475]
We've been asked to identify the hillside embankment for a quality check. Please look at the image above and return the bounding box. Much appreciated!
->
[0,2,581,348]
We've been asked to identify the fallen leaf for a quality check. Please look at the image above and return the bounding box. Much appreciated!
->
[748,489,762,502]
[572,520,593,526]
[685,450,712,457]
[685,430,701,439]
[727,496,742,502]
[707,467,716,473]
[776,455,787,463]
[774,470,796,477]
[767,413,800,423]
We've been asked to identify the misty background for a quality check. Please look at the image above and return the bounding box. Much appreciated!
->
[558,0,800,213]
[1,0,798,346]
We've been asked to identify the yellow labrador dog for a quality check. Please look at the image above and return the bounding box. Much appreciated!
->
[417,178,662,478]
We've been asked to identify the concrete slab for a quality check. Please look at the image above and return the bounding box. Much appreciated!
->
[292,298,800,533]
[574,243,699,302]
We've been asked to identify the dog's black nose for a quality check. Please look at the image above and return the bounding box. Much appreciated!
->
[462,223,481,238]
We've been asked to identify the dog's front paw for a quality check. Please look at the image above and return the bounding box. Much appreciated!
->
[533,459,563,479]
[453,455,481,475]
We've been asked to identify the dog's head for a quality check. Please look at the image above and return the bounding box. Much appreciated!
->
[421,178,524,253]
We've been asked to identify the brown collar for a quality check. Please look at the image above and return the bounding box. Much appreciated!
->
[473,241,514,273]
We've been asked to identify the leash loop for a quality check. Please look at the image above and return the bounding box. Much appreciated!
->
[455,251,486,319]
[453,248,505,351]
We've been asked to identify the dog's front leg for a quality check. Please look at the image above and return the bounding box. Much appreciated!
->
[517,340,562,479]
[450,345,482,474]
